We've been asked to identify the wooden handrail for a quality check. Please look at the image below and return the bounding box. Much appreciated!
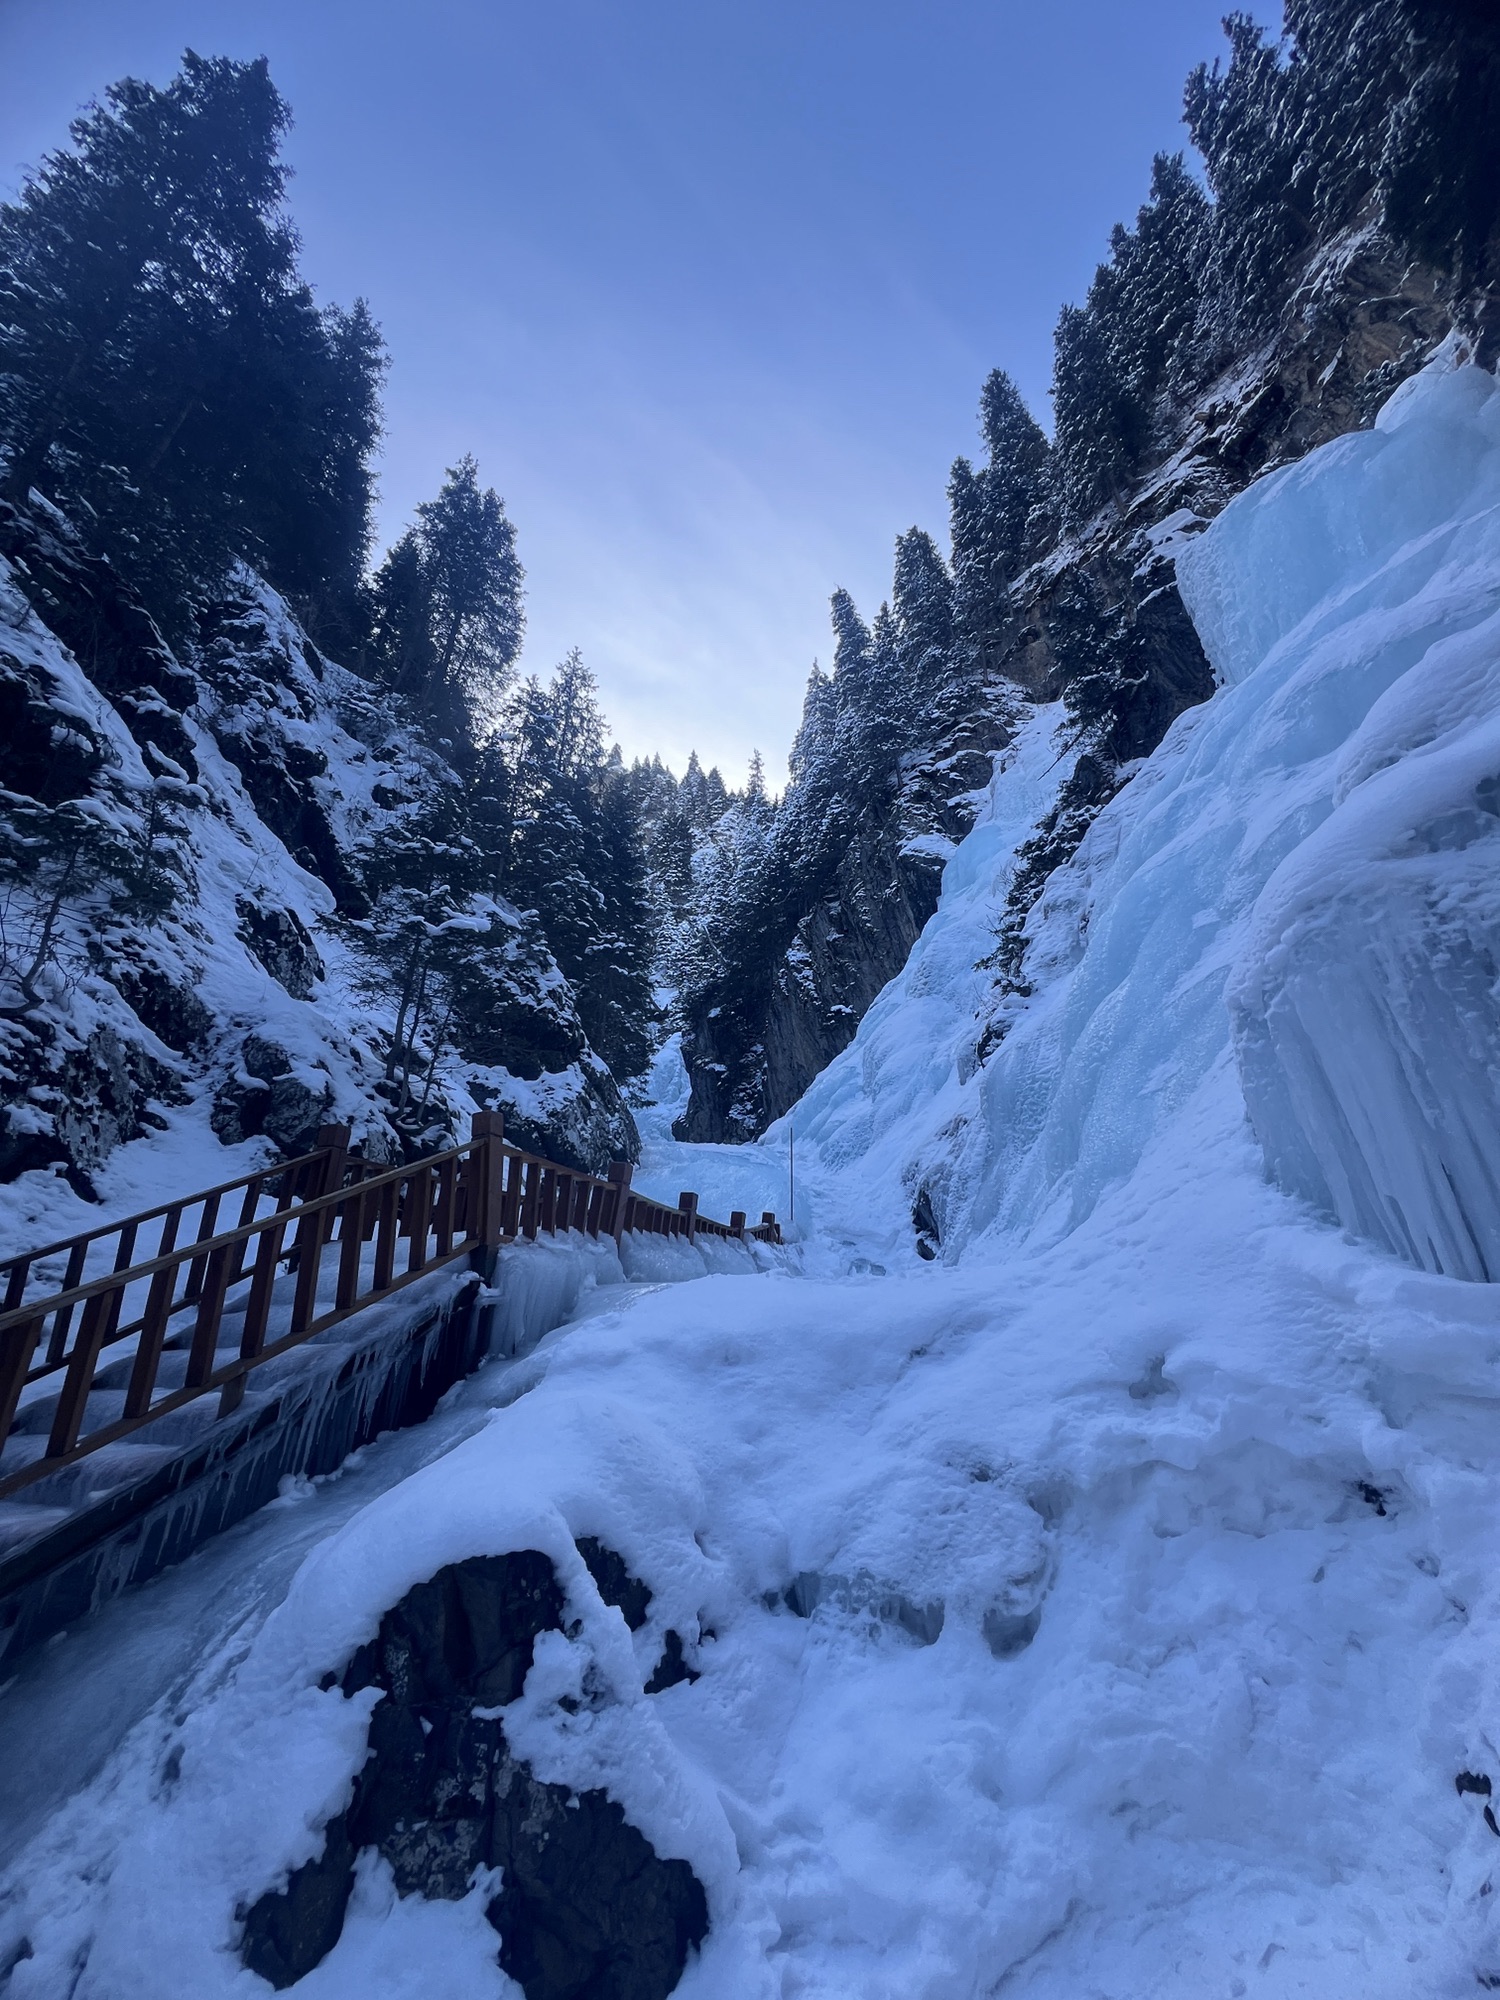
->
[0,1142,334,1279]
[0,1119,780,1505]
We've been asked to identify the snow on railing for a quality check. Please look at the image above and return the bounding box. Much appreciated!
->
[0,1113,779,1504]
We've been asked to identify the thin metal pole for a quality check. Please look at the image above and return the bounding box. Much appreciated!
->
[788,1123,796,1226]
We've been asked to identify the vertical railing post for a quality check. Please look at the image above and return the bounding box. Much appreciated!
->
[729,1210,746,1239]
[761,1211,778,1241]
[47,1285,116,1458]
[469,1110,507,1359]
[0,1312,43,1446]
[501,1150,524,1241]
[405,1163,434,1275]
[585,1178,606,1238]
[126,1264,179,1419]
[314,1123,352,1242]
[521,1158,543,1241]
[470,1112,506,1259]
[607,1161,633,1244]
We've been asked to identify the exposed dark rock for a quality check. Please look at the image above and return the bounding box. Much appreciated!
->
[0,499,198,714]
[487,1775,707,2000]
[644,1630,700,1694]
[982,1605,1042,1660]
[339,1550,565,1709]
[674,766,981,1144]
[577,1537,653,1632]
[1127,1356,1175,1404]
[235,898,325,1000]
[212,720,366,914]
[240,1816,356,1991]
[210,1034,332,1155]
[111,961,214,1055]
[243,1552,708,1999]
[0,645,106,806]
[53,1027,177,1176]
[1356,1481,1392,1518]
[912,1187,941,1261]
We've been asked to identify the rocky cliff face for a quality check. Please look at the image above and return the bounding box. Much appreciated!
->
[675,700,1011,1142]
[677,225,1472,1144]
[978,223,1462,1035]
[0,500,637,1193]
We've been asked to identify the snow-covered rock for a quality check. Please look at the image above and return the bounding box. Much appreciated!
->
[0,502,636,1217]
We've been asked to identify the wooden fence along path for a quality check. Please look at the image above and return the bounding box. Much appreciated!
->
[0,1113,779,1509]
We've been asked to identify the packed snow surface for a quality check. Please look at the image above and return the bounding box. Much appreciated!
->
[5,358,1500,1996]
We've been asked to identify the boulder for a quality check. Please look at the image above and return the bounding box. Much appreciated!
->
[240,1551,709,1998]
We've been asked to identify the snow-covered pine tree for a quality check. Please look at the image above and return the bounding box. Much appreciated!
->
[505,652,655,1079]
[788,663,835,787]
[344,787,483,1146]
[0,54,383,646]
[1052,302,1141,529]
[1049,155,1209,531]
[368,457,524,742]
[890,527,955,742]
[948,371,1051,680]
[587,762,659,1080]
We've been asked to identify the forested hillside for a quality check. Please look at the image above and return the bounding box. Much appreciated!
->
[673,0,1500,1141]
[0,56,662,1184]
[3,1,1497,1185]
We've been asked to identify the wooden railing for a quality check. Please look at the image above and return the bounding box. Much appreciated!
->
[0,1112,779,1504]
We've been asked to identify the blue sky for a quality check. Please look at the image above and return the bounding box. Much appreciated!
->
[0,0,1248,784]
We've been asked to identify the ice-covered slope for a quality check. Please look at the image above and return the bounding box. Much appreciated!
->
[781,352,1500,1278]
[759,703,1070,1254]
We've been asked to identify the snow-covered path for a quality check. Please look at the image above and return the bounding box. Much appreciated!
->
[8,1064,1500,1996]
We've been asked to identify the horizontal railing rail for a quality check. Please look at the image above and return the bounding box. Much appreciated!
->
[0,1112,779,1504]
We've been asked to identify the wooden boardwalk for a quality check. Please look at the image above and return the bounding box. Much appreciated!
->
[0,1113,778,1523]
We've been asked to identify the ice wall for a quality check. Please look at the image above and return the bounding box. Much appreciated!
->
[764,704,1068,1249]
[771,354,1500,1277]
[1208,366,1500,1279]
[950,354,1500,1267]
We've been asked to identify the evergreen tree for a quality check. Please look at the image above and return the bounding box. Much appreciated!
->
[702,764,730,819]
[1183,14,1311,369]
[890,526,954,735]
[977,369,1053,563]
[506,652,654,1078]
[1111,154,1210,404]
[369,456,524,739]
[948,370,1051,673]
[589,766,659,1077]
[344,787,483,1142]
[787,663,836,786]
[1051,153,1209,526]
[1052,302,1137,527]
[0,52,384,640]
